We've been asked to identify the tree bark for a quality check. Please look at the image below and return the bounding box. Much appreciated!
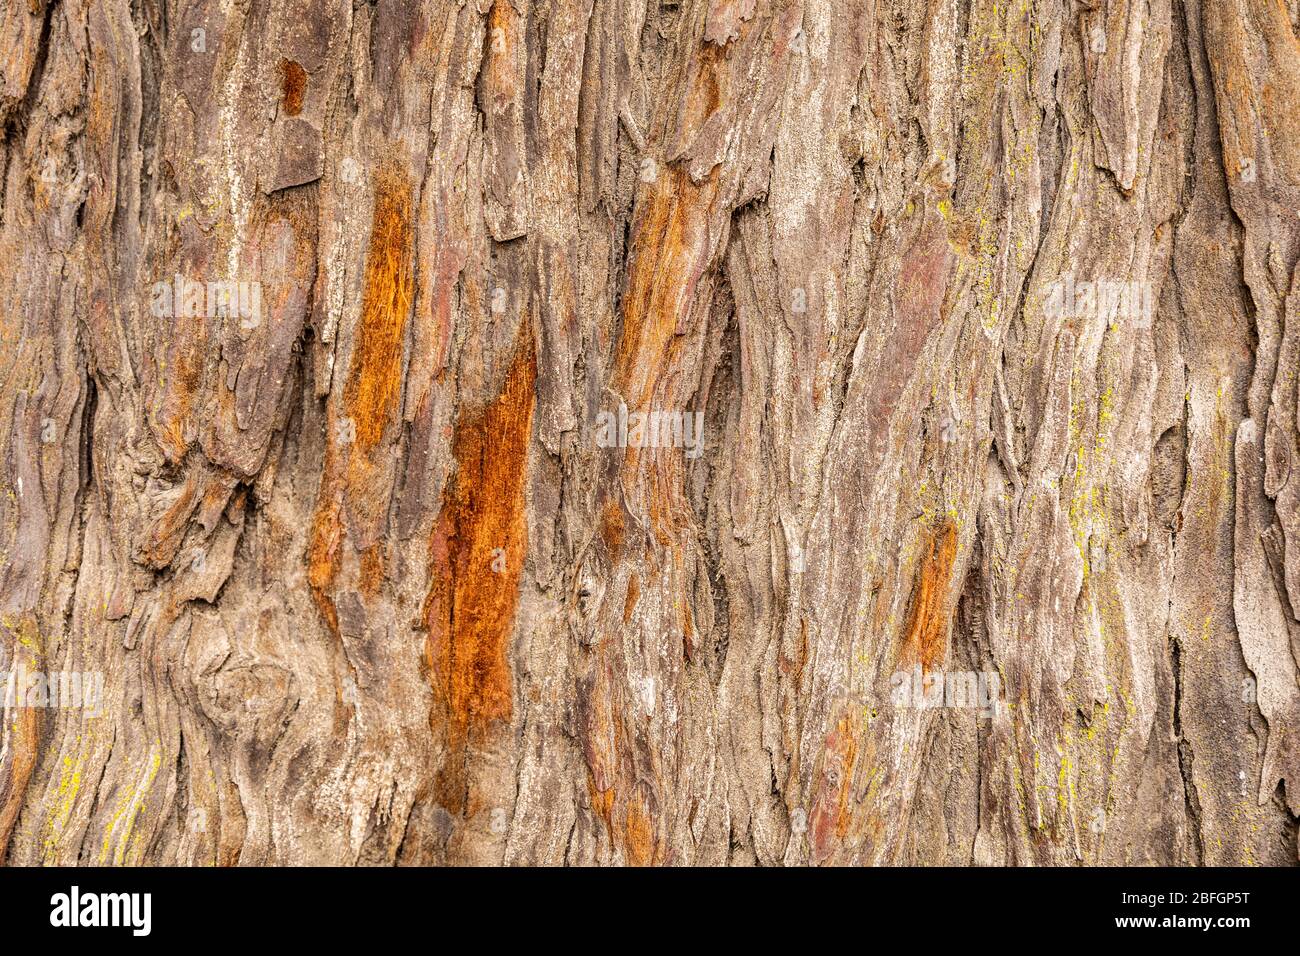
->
[0,0,1297,866]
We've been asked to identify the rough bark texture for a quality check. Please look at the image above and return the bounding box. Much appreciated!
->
[1,0,1298,866]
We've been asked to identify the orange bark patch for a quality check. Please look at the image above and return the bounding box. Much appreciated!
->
[307,492,342,634]
[901,518,959,671]
[610,165,718,543]
[623,573,640,623]
[344,168,414,455]
[599,497,625,557]
[624,791,656,866]
[809,713,859,864]
[613,165,718,408]
[360,544,384,598]
[279,59,307,116]
[307,167,413,629]
[577,654,624,809]
[153,305,206,463]
[588,774,615,827]
[424,337,537,744]
[679,42,724,142]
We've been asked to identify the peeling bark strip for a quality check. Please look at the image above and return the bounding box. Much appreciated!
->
[1,0,1299,867]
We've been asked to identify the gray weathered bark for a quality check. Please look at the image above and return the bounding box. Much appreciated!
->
[1,0,1297,865]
